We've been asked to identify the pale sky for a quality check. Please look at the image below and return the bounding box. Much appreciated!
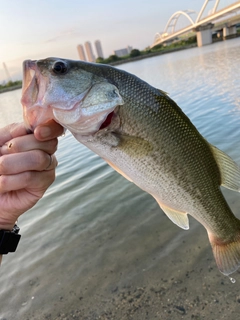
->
[0,0,234,82]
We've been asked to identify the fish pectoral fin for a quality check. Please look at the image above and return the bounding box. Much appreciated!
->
[210,144,240,191]
[159,203,189,230]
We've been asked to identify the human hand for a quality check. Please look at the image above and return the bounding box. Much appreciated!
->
[0,120,63,231]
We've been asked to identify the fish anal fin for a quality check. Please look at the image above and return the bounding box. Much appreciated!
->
[158,202,189,230]
[208,229,240,276]
[210,144,240,192]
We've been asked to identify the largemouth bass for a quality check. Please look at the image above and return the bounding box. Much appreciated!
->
[21,58,240,276]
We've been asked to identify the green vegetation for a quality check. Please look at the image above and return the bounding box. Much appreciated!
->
[0,80,22,93]
[96,36,197,65]
[96,54,123,64]
[129,49,141,57]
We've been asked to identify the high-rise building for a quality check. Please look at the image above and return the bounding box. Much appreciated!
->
[95,40,104,59]
[77,44,87,61]
[85,41,95,62]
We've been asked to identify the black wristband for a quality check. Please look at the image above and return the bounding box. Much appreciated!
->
[0,224,21,255]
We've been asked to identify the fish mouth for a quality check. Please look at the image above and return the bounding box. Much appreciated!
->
[21,59,124,135]
[21,60,53,132]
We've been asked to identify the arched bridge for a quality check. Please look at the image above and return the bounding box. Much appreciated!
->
[152,0,240,48]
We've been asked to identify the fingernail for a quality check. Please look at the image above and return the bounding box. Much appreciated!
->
[39,126,52,139]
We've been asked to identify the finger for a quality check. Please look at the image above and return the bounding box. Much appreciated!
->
[0,151,58,175]
[34,120,64,141]
[0,134,58,155]
[0,170,55,194]
[0,123,27,146]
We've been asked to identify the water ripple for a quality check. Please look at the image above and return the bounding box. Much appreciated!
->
[1,38,240,319]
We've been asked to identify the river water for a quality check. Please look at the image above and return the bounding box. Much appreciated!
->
[1,38,240,319]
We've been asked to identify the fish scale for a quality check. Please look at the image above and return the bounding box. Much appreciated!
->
[21,58,240,276]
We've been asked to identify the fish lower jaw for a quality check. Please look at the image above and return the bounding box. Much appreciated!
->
[23,103,55,131]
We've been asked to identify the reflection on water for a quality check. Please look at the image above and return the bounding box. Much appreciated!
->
[0,38,240,319]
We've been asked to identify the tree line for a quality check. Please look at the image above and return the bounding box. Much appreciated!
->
[0,80,22,90]
[96,36,197,64]
[96,48,142,64]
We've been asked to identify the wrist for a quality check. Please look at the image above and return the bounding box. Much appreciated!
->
[0,222,15,231]
[0,217,17,231]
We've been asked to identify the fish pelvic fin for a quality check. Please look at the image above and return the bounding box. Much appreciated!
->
[157,202,189,230]
[210,144,240,192]
[208,228,240,276]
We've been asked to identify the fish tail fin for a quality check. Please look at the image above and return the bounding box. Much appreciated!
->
[208,228,240,276]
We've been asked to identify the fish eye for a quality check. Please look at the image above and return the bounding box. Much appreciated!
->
[52,61,68,75]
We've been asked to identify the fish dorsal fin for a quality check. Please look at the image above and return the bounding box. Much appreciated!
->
[158,202,189,230]
[210,144,240,192]
[158,89,168,96]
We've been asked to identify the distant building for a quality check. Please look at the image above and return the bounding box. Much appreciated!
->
[114,46,133,57]
[114,48,128,57]
[85,41,95,62]
[127,45,133,53]
[77,44,87,61]
[95,40,104,59]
